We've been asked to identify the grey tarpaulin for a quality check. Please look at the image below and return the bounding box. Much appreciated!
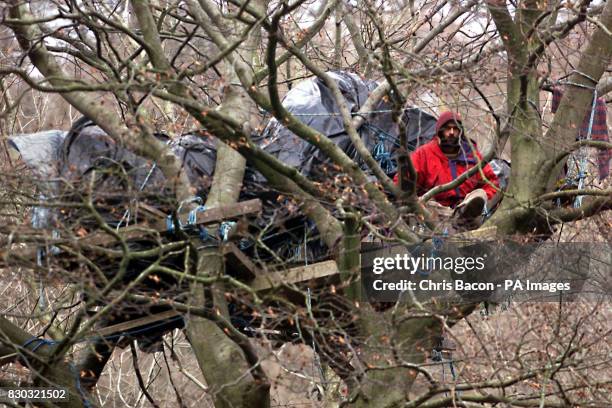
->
[6,73,442,264]
[8,130,66,178]
[169,132,218,194]
[60,119,217,199]
[50,73,437,228]
[8,131,66,231]
[490,158,511,191]
[58,119,221,227]
[60,118,170,205]
[251,71,437,181]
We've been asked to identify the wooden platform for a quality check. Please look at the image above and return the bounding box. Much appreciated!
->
[3,208,499,339]
[92,225,499,338]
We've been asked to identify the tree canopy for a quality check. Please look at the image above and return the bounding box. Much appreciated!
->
[0,0,611,407]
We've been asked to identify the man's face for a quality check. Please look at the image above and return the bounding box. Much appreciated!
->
[438,120,463,153]
[440,122,462,140]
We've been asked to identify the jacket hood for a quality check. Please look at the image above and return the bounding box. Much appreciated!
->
[435,111,463,133]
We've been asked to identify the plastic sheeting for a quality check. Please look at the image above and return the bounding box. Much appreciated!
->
[8,131,67,231]
[169,132,217,194]
[5,71,439,340]
[8,130,66,178]
[60,118,169,195]
[490,158,511,191]
[6,74,512,327]
[252,71,437,180]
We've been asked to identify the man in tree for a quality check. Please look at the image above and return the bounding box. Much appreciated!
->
[395,111,500,229]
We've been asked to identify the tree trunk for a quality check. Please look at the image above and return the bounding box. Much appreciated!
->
[186,251,270,408]
[182,2,270,406]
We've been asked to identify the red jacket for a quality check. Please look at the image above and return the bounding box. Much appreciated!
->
[394,139,500,208]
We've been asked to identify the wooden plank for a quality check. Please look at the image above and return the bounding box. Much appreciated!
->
[250,260,339,291]
[89,262,333,337]
[222,242,260,281]
[138,203,169,220]
[94,310,181,337]
[90,263,334,337]
[84,224,498,338]
[2,211,495,294]
[78,199,262,247]
[150,199,262,231]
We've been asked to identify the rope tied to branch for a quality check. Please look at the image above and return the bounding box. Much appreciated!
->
[362,123,401,174]
[554,88,599,208]
[166,196,209,240]
[219,221,236,241]
[166,198,239,242]
[22,337,56,352]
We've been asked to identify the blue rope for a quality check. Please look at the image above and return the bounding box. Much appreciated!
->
[22,337,56,352]
[165,215,177,233]
[430,229,448,260]
[372,146,396,174]
[238,239,252,250]
[167,205,240,242]
[187,206,206,225]
[363,123,400,174]
[166,197,210,241]
[219,221,236,241]
[432,236,444,252]
[189,205,209,241]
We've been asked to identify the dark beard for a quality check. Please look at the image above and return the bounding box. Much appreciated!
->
[439,137,460,154]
